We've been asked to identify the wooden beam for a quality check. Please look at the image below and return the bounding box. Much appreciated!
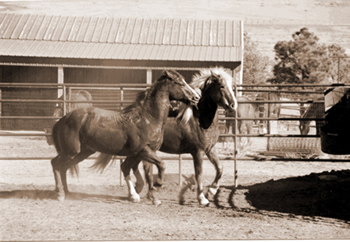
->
[146,69,152,84]
[57,66,64,98]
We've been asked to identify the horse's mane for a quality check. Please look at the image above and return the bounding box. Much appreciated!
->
[191,67,234,90]
[121,89,148,114]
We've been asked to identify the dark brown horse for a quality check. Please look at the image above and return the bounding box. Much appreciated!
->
[46,90,93,145]
[93,68,237,206]
[299,97,325,136]
[50,70,200,204]
[224,96,259,143]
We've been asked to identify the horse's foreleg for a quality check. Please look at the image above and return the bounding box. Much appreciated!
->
[137,146,164,206]
[132,161,144,194]
[192,150,209,206]
[121,156,141,203]
[205,149,223,196]
[143,161,156,199]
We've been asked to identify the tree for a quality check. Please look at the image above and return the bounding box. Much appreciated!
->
[268,27,350,85]
[243,32,272,85]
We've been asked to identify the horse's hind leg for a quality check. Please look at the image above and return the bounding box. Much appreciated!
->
[51,155,67,201]
[51,149,94,201]
[205,149,223,196]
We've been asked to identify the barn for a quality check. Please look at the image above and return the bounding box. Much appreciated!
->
[0,13,243,130]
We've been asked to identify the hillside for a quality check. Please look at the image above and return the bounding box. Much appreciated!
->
[0,0,349,60]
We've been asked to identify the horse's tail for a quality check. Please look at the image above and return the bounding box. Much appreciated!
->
[90,153,117,173]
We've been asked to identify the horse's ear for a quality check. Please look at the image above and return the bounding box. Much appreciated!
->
[163,70,173,78]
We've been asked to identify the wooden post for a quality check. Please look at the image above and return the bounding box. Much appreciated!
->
[146,69,152,85]
[120,87,124,110]
[58,66,66,115]
[57,66,64,98]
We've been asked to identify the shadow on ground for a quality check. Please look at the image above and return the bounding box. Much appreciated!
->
[0,189,129,202]
[215,170,350,221]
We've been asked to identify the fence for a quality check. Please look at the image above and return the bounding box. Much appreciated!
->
[1,82,350,187]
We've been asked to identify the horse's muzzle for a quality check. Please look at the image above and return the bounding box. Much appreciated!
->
[228,102,236,112]
[190,96,200,105]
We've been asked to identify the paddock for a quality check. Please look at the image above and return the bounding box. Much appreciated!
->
[1,13,350,240]
[1,82,350,240]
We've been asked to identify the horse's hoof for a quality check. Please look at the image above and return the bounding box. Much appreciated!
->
[153,180,163,187]
[208,187,218,195]
[199,197,210,206]
[129,194,141,203]
[179,196,185,205]
[57,194,65,202]
[153,199,162,207]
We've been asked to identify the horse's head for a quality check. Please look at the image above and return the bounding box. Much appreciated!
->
[162,70,200,106]
[158,70,200,123]
[194,68,237,112]
[53,101,63,119]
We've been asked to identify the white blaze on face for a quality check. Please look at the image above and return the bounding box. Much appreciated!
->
[181,78,201,100]
[226,77,237,110]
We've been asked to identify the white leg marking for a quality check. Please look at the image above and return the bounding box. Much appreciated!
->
[198,193,209,206]
[125,175,140,203]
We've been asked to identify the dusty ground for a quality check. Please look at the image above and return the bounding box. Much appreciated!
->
[1,136,350,240]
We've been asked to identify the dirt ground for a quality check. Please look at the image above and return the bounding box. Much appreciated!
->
[1,136,350,240]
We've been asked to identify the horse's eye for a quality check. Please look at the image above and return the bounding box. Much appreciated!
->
[220,86,225,89]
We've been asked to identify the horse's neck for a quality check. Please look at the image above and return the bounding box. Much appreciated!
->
[143,84,170,122]
[196,96,218,129]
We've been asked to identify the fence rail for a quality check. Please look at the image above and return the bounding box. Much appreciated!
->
[1,82,350,186]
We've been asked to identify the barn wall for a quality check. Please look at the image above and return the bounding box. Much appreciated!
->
[0,66,57,130]
[0,62,240,131]
[64,68,147,84]
[152,70,198,84]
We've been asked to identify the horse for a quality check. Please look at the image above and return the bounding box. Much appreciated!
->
[53,89,93,119]
[256,91,281,119]
[93,67,238,206]
[224,96,259,144]
[46,90,93,145]
[50,70,200,205]
[299,97,325,136]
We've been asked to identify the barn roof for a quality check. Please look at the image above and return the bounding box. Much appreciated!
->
[0,13,243,63]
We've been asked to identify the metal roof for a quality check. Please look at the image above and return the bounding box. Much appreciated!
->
[0,13,243,62]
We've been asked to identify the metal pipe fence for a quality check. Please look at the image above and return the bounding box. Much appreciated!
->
[1,83,350,186]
